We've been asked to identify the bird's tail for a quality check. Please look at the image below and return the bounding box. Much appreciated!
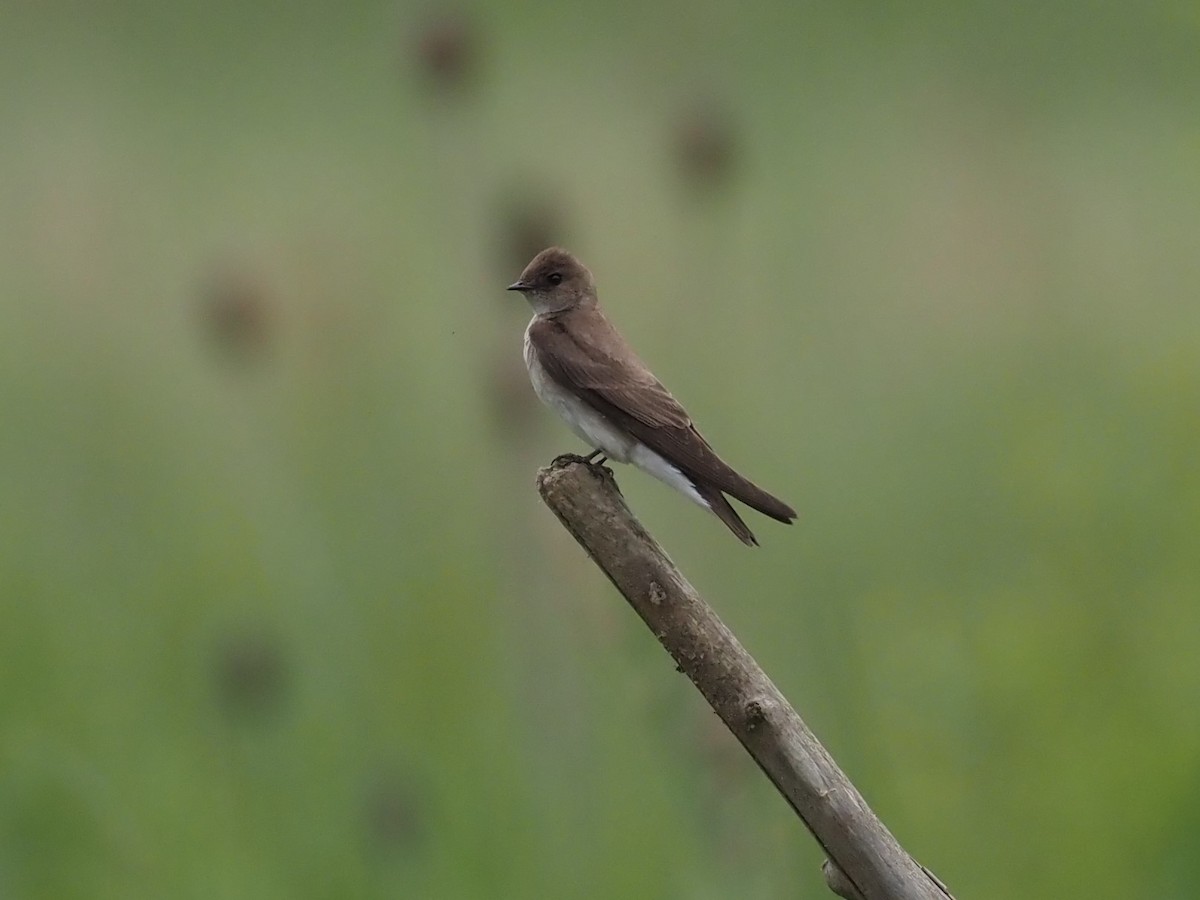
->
[711,469,796,525]
[693,481,759,546]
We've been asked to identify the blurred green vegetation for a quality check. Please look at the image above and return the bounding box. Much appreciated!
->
[2,2,1199,898]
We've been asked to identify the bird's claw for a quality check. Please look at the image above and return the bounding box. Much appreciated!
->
[550,452,594,468]
[551,452,616,481]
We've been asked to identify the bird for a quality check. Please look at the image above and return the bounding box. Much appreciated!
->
[508,247,795,545]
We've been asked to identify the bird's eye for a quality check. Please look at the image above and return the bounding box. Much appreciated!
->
[547,272,563,286]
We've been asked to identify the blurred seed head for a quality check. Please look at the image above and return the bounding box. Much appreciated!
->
[411,10,480,97]
[488,187,570,436]
[363,769,426,853]
[485,348,540,438]
[492,188,569,275]
[212,626,289,721]
[198,262,274,363]
[673,100,740,193]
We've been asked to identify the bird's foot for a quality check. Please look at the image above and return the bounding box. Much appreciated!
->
[550,452,595,468]
[550,451,616,481]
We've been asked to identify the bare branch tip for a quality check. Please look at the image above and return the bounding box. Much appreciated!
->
[533,451,953,900]
[537,454,619,495]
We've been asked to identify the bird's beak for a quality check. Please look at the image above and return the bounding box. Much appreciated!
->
[507,280,531,292]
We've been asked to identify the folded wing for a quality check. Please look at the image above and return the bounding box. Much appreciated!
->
[527,312,796,525]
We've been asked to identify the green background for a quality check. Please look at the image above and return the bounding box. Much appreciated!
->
[2,2,1198,897]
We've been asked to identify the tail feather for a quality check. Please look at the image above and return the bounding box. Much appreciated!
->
[708,468,796,524]
[674,439,795,524]
[693,481,758,546]
[724,479,796,524]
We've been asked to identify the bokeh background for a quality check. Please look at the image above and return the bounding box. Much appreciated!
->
[3,2,1199,898]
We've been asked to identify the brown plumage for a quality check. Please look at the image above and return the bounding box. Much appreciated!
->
[510,247,796,545]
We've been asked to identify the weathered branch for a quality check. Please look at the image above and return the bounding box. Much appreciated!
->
[536,458,954,900]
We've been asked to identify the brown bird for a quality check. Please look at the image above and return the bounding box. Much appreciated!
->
[509,247,795,545]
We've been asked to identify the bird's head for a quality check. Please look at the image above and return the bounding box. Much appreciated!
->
[507,247,597,314]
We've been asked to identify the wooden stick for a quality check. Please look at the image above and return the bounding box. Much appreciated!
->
[536,458,954,900]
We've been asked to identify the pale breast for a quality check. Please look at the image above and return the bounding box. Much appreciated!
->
[523,322,636,462]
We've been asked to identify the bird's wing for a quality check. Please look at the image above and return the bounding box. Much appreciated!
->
[527,311,690,428]
[527,313,795,523]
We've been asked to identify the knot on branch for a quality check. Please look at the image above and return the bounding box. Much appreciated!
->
[648,581,666,606]
[745,698,768,732]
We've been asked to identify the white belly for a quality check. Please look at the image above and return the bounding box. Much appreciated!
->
[524,329,636,461]
[523,324,707,509]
